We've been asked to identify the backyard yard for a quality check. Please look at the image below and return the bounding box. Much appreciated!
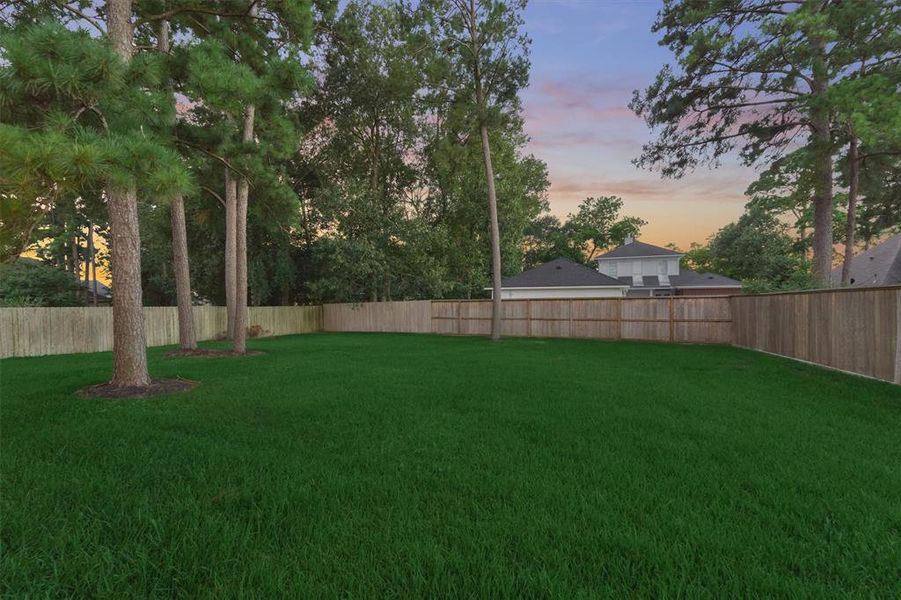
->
[1,333,900,596]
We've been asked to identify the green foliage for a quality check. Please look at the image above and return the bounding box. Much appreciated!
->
[0,258,82,306]
[679,242,714,274]
[0,21,190,201]
[524,196,645,269]
[697,208,814,292]
[631,0,899,278]
[420,0,530,129]
[567,196,646,261]
[0,193,45,262]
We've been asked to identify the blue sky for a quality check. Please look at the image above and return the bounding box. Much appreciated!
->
[521,0,754,248]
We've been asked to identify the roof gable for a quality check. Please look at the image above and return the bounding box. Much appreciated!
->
[596,240,683,259]
[501,258,627,288]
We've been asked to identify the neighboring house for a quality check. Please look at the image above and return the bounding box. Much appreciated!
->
[84,280,112,304]
[489,258,629,299]
[831,232,901,288]
[595,237,742,297]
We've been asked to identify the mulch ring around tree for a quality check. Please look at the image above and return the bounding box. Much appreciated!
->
[78,378,198,399]
[164,349,265,358]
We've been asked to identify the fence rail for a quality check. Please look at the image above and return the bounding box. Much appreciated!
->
[2,288,898,384]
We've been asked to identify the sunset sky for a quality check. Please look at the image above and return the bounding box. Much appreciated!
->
[521,0,755,249]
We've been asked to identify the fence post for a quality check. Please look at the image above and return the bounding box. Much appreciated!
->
[457,300,462,335]
[617,298,623,340]
[669,296,675,342]
[527,299,532,337]
[895,290,901,384]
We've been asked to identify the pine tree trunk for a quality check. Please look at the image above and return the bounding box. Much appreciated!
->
[83,228,90,302]
[88,223,97,307]
[840,136,859,285]
[108,184,151,387]
[810,115,834,284]
[224,171,237,339]
[479,124,503,341]
[233,104,255,354]
[70,233,80,282]
[158,20,197,350]
[234,179,249,353]
[809,35,834,285]
[106,0,150,387]
[171,193,197,349]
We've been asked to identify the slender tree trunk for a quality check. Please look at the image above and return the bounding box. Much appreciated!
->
[840,135,859,285]
[809,35,834,285]
[106,0,150,387]
[157,21,197,350]
[233,104,255,354]
[479,124,503,341]
[465,0,502,340]
[70,232,80,282]
[108,184,151,387]
[225,171,237,339]
[170,193,197,348]
[810,115,834,284]
[88,222,97,306]
[234,179,249,353]
[83,227,90,302]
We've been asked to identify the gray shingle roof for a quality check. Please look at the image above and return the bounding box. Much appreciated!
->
[669,270,742,288]
[501,258,627,288]
[618,270,741,289]
[831,232,901,287]
[618,276,661,287]
[596,240,682,259]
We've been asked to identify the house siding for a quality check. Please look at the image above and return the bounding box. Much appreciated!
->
[598,257,679,281]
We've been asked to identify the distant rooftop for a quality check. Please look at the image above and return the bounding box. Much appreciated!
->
[501,258,627,288]
[596,239,682,260]
[831,232,901,287]
[616,270,741,289]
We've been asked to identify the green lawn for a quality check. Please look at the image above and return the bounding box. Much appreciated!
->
[2,333,900,596]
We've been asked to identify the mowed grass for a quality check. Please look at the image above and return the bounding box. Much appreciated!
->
[2,333,900,597]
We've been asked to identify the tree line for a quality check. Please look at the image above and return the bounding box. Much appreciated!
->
[631,0,900,288]
[1,0,555,390]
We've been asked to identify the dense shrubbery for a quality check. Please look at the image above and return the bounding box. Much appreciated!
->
[0,259,83,307]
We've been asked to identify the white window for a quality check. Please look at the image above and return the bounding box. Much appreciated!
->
[658,260,669,284]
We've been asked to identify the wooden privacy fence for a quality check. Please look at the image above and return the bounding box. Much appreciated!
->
[325,290,899,383]
[0,305,321,358]
[732,287,900,384]
[430,297,733,344]
[323,300,432,333]
[2,288,898,383]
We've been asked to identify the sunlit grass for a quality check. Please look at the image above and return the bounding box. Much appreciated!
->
[2,333,900,596]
